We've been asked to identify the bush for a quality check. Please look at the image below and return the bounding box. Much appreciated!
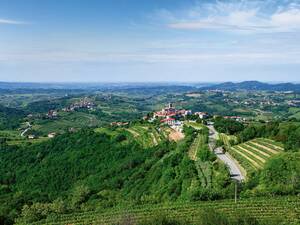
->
[259,152,300,195]
[214,118,244,135]
[198,145,216,162]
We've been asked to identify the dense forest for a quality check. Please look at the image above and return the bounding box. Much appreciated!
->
[0,126,233,224]
[0,106,25,130]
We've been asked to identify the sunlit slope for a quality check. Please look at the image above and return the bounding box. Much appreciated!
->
[229,138,283,173]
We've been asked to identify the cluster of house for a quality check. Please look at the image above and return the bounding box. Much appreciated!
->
[224,98,280,106]
[287,100,300,107]
[45,98,96,119]
[62,98,95,112]
[152,103,208,127]
[152,103,188,126]
[46,110,58,119]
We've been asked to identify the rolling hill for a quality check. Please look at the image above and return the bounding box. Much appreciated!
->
[201,81,300,92]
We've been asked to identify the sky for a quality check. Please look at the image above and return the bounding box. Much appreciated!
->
[0,0,300,82]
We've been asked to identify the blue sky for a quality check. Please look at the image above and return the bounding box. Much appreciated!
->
[0,0,300,82]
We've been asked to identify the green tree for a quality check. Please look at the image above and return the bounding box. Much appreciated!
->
[70,185,91,209]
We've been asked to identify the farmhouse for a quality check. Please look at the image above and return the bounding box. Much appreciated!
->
[194,112,208,119]
[28,134,35,139]
[48,132,56,138]
[47,110,58,118]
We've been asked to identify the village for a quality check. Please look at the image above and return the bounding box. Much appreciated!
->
[46,97,96,119]
[151,103,206,131]
[22,97,96,140]
[110,102,247,131]
[22,96,252,141]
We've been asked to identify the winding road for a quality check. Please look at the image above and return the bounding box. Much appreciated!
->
[20,122,31,137]
[207,125,244,182]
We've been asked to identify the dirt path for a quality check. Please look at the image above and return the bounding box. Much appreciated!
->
[20,122,31,137]
[169,129,184,142]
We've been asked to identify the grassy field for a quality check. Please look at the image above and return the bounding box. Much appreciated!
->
[94,127,122,136]
[184,121,205,130]
[290,111,300,120]
[0,130,20,139]
[24,196,300,225]
[7,137,50,146]
[229,138,283,173]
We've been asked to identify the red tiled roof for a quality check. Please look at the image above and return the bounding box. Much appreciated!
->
[160,118,175,122]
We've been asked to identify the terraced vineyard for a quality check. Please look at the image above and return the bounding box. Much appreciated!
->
[188,132,213,188]
[229,138,284,173]
[188,133,207,160]
[24,196,300,225]
[126,125,163,147]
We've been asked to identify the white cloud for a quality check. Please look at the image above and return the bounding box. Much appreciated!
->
[0,18,26,25]
[1,50,300,64]
[271,8,300,29]
[166,0,300,33]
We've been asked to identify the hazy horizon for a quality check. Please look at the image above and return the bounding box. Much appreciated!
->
[1,0,300,82]
[1,80,300,85]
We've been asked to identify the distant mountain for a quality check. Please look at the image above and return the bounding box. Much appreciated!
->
[0,82,203,91]
[0,82,110,90]
[201,81,300,92]
[1,81,299,92]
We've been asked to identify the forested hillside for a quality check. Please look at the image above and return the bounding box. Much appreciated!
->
[0,105,25,130]
[0,126,233,224]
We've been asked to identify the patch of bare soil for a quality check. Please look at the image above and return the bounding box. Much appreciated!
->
[169,129,184,142]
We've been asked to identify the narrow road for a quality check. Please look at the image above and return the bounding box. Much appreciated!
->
[207,125,244,182]
[21,122,31,137]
